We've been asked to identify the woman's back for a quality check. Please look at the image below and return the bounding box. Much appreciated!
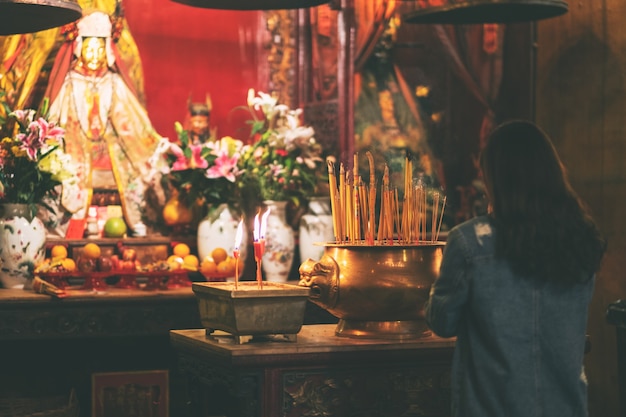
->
[430,215,593,417]
[425,120,605,417]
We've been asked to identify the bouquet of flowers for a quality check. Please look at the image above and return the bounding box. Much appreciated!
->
[0,108,76,215]
[238,89,324,205]
[155,122,244,220]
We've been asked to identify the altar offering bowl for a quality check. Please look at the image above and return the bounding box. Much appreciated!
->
[299,242,444,339]
[192,281,311,344]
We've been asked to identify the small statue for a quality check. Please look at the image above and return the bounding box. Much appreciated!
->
[185,94,217,145]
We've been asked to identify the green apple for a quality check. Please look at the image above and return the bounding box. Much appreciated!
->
[103,217,127,238]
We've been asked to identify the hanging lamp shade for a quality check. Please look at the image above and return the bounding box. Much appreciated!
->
[170,0,328,10]
[0,0,82,35]
[404,0,568,24]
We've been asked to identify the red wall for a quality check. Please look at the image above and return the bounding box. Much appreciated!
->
[124,0,269,142]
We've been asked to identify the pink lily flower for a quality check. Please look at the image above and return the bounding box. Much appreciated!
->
[169,143,190,171]
[206,151,240,182]
[189,144,208,169]
[12,110,28,121]
[38,118,65,143]
[17,125,45,161]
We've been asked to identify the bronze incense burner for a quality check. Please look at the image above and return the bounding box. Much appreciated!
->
[192,281,311,344]
[299,242,444,339]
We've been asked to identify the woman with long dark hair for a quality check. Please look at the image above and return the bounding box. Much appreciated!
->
[425,120,606,417]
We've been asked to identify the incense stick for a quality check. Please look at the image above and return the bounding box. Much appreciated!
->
[326,153,446,245]
[435,196,447,241]
[366,152,376,245]
[327,159,338,242]
[339,163,346,243]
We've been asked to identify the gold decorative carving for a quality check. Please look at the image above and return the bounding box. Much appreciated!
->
[177,353,262,417]
[283,367,452,416]
[264,10,297,109]
[303,100,340,157]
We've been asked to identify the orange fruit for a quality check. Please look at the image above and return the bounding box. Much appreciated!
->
[82,243,101,259]
[200,259,217,276]
[182,254,199,271]
[173,243,191,258]
[167,255,184,270]
[61,258,77,272]
[224,256,236,270]
[216,260,233,275]
[211,247,228,265]
[50,245,68,260]
[51,245,68,259]
[167,255,183,264]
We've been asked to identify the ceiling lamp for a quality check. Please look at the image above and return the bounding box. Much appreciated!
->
[0,0,82,35]
[170,0,328,10]
[403,0,568,24]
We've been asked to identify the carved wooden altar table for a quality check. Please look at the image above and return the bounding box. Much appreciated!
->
[0,287,202,417]
[171,325,455,417]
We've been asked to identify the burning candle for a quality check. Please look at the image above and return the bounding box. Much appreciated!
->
[233,220,244,289]
[253,208,271,289]
[253,212,261,242]
[260,208,270,238]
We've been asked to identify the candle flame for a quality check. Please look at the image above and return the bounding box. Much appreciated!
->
[253,207,271,242]
[260,207,270,239]
[234,220,244,250]
[253,212,260,241]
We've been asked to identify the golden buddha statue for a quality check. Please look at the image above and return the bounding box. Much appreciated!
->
[45,10,165,237]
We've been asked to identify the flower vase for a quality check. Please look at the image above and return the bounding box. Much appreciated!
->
[0,204,47,289]
[197,204,247,279]
[299,196,335,262]
[262,200,295,282]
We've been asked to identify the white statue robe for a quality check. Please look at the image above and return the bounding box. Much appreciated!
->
[47,66,163,236]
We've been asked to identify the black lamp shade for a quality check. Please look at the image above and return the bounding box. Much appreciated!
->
[171,0,328,10]
[403,0,568,24]
[0,0,82,35]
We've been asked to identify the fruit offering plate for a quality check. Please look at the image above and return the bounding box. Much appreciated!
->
[200,272,232,282]
[37,269,192,290]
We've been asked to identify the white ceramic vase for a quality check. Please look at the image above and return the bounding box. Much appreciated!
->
[0,204,47,289]
[262,200,295,282]
[299,196,334,262]
[197,204,247,275]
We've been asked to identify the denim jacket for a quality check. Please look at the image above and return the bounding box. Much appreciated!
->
[425,215,594,417]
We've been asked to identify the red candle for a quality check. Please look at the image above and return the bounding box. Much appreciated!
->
[253,240,263,289]
[253,240,265,260]
[252,208,271,289]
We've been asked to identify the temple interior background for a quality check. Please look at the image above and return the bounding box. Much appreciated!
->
[0,1,625,417]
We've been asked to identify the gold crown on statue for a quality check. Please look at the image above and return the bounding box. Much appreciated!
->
[61,5,123,43]
[77,11,112,38]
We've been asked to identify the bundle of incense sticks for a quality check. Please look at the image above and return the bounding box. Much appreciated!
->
[327,152,446,245]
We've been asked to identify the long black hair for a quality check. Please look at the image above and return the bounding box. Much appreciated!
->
[480,120,606,284]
